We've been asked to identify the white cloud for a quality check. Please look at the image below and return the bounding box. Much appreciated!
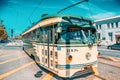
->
[7,0,21,4]
[32,5,61,9]
[92,12,115,20]
[69,0,89,10]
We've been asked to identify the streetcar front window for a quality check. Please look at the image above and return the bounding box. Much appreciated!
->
[57,27,97,44]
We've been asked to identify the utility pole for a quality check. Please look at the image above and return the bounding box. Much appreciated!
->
[57,0,88,13]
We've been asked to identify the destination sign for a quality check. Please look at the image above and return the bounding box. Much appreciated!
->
[62,17,91,25]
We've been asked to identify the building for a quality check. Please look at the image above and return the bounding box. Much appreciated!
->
[95,16,120,45]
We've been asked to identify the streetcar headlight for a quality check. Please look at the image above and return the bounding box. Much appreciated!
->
[68,55,72,61]
[86,52,91,60]
[66,55,72,63]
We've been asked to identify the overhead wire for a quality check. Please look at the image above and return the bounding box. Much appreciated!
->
[57,0,88,13]
[21,0,43,34]
[28,0,44,24]
[86,1,94,19]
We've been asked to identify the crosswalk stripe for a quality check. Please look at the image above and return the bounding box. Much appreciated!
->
[0,61,35,79]
[0,51,6,54]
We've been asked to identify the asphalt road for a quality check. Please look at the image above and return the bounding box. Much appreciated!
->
[0,46,46,80]
[98,46,120,59]
[0,43,65,80]
[0,43,120,80]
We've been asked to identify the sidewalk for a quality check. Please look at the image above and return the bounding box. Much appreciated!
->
[97,46,107,49]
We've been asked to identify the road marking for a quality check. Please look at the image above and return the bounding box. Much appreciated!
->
[93,77,103,80]
[0,55,27,64]
[0,61,35,79]
[0,51,6,54]
[42,72,54,80]
[0,51,14,55]
[0,53,16,58]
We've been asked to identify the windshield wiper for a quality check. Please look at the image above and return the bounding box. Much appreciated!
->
[81,30,88,44]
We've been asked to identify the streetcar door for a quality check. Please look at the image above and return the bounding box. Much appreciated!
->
[49,25,58,72]
[49,26,54,70]
[41,28,49,67]
[41,27,53,68]
[47,26,55,69]
[42,27,51,68]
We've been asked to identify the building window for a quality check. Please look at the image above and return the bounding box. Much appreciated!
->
[98,33,101,40]
[115,22,119,28]
[102,37,106,40]
[99,25,101,29]
[96,25,98,29]
[108,32,113,41]
[107,24,110,29]
[111,23,114,28]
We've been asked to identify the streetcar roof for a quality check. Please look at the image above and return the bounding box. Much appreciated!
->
[22,14,93,36]
[41,14,91,21]
[22,17,62,36]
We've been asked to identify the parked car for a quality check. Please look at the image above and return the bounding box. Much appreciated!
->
[107,43,120,50]
[0,39,11,43]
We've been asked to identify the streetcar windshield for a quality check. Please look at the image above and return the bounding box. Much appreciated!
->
[57,27,97,44]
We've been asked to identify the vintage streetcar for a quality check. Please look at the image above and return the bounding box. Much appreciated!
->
[22,14,99,78]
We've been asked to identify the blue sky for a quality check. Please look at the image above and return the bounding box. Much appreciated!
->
[0,0,120,37]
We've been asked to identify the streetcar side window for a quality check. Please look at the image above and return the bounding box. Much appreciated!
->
[39,28,42,42]
[42,49,44,55]
[45,58,47,64]
[34,28,40,41]
[42,57,44,63]
[55,52,58,59]
[45,50,47,56]
[51,60,53,66]
[50,51,53,57]
[41,28,48,43]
